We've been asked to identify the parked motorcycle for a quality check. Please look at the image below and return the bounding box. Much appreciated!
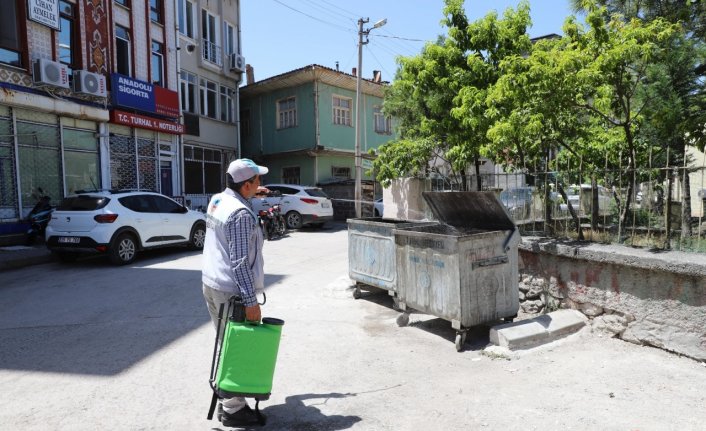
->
[26,195,54,245]
[257,192,286,240]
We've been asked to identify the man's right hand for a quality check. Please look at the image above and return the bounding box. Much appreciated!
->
[245,304,261,322]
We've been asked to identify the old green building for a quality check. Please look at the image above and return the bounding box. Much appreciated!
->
[239,64,396,218]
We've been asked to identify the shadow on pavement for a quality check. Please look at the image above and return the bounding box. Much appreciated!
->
[210,392,362,431]
[354,287,493,352]
[0,249,286,376]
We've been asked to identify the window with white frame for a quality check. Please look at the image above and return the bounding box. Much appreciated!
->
[223,22,235,56]
[199,78,218,119]
[333,95,352,126]
[177,0,195,38]
[374,106,392,134]
[179,70,197,113]
[277,97,297,129]
[331,166,351,179]
[282,166,300,185]
[201,9,220,65]
[219,86,234,123]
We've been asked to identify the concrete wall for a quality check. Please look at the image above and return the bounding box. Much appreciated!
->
[518,239,706,361]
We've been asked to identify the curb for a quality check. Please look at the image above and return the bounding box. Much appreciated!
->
[489,309,588,350]
[0,249,55,272]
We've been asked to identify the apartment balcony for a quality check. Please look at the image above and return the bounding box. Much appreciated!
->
[201,39,222,66]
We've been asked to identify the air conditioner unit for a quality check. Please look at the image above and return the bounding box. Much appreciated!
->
[32,58,70,89]
[229,53,245,73]
[73,70,107,97]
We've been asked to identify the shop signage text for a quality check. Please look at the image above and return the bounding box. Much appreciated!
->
[111,110,184,135]
[110,73,179,118]
[28,0,60,30]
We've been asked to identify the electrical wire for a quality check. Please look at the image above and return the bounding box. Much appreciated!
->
[316,0,361,20]
[375,34,425,42]
[302,0,357,23]
[364,44,395,81]
[271,0,355,33]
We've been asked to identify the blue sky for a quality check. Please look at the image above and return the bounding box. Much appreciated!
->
[240,0,577,83]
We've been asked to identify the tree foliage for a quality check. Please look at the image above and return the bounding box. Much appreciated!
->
[374,0,532,188]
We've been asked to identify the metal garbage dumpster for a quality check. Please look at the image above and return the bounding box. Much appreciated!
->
[348,217,438,299]
[394,191,520,351]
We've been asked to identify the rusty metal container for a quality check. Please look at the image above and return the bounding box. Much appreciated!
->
[394,192,520,351]
[347,217,438,299]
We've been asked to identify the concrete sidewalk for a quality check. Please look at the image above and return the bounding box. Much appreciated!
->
[0,242,54,271]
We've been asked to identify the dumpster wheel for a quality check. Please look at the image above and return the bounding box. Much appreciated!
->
[455,331,468,352]
[352,286,362,299]
[396,312,410,327]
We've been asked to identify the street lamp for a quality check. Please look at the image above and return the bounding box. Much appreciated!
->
[354,17,386,218]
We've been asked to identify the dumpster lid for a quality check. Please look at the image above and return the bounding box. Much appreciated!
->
[422,191,516,231]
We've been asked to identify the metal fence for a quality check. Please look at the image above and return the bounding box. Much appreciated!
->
[426,150,706,253]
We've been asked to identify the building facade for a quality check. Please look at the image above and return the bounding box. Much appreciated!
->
[177,0,242,211]
[0,0,180,234]
[0,0,244,237]
[239,64,396,217]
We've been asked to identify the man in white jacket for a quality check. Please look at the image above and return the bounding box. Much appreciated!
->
[202,158,268,427]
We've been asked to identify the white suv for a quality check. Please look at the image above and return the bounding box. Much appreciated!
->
[46,190,206,265]
[251,184,334,229]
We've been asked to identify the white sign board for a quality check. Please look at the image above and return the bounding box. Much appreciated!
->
[28,0,60,30]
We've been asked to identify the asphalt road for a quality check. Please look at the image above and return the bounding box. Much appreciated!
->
[0,222,704,430]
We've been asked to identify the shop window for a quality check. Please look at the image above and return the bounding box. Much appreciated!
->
[16,119,62,209]
[184,145,223,194]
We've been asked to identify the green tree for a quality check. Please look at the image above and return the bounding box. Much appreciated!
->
[374,0,532,190]
[572,0,706,240]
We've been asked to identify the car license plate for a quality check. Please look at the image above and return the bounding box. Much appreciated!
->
[58,237,80,244]
[322,202,330,208]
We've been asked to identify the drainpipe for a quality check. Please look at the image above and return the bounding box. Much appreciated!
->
[236,0,242,157]
[314,76,320,183]
[174,0,184,195]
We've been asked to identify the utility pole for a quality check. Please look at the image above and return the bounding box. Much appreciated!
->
[354,17,386,218]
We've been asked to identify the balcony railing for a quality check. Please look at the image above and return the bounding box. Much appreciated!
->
[201,39,222,66]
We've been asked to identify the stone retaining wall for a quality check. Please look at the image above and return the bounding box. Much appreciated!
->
[518,238,706,361]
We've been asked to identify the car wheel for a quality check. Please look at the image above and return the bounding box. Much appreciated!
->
[110,233,138,265]
[189,222,206,250]
[285,211,303,229]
